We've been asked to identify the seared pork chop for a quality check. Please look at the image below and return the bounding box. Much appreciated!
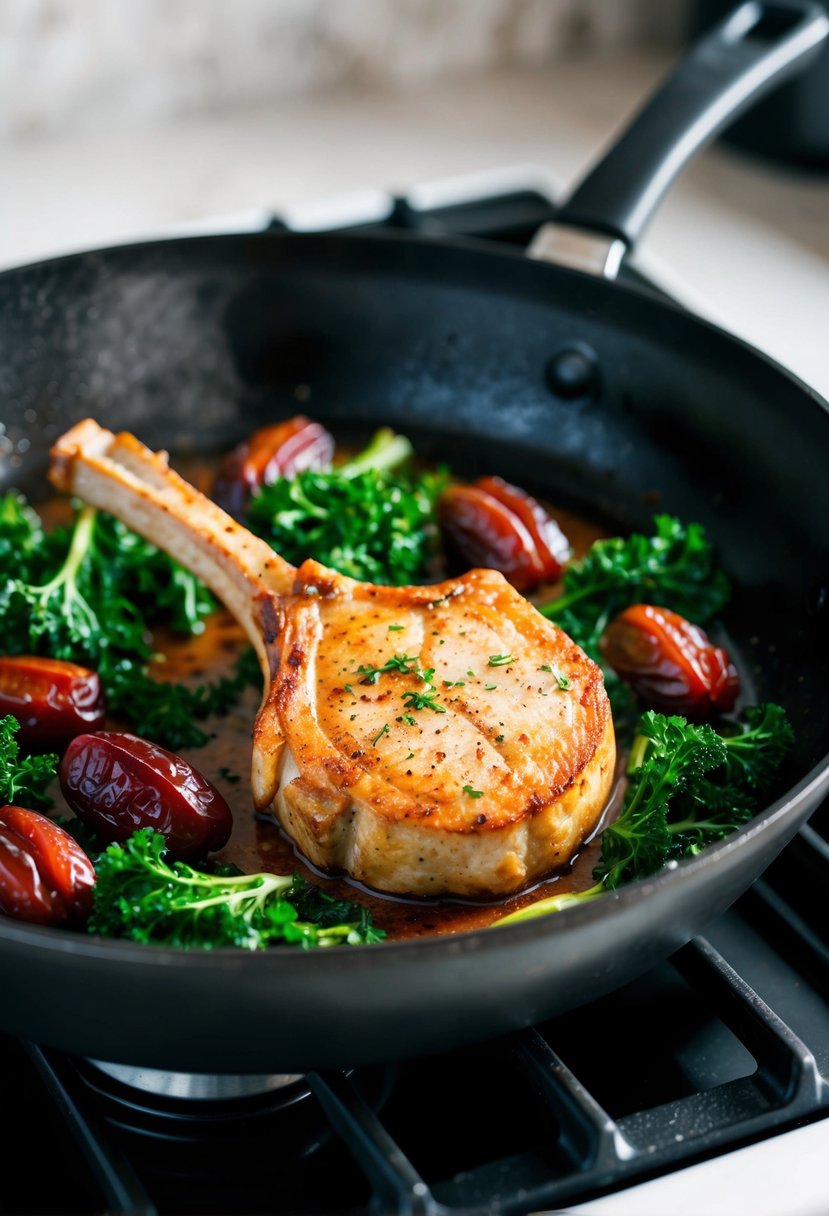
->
[49,420,615,899]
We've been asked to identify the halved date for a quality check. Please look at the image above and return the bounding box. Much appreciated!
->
[599,603,740,719]
[439,478,570,591]
[0,805,96,926]
[213,415,335,516]
[60,732,233,860]
[0,655,106,751]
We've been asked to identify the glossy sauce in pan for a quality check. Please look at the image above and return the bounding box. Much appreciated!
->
[43,458,622,942]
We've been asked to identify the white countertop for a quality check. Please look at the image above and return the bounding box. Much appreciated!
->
[1,54,827,399]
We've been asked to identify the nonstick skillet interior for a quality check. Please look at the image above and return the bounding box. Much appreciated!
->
[0,230,828,1073]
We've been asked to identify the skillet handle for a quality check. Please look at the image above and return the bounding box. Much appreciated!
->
[528,1,829,278]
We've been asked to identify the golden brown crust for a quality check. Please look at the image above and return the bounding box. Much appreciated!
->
[267,571,615,896]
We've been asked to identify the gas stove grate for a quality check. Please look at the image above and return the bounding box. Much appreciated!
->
[4,820,827,1216]
[266,911,829,1215]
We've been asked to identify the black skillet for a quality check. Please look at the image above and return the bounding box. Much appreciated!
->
[1,2,828,1075]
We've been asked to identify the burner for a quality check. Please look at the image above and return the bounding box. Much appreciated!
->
[25,1047,398,1215]
[86,1058,305,1101]
[72,1054,396,1153]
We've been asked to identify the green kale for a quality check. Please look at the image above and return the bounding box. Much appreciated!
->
[716,702,795,791]
[99,647,261,751]
[0,491,45,578]
[540,514,731,661]
[492,703,794,926]
[246,427,446,585]
[667,703,795,857]
[0,715,59,809]
[0,498,257,750]
[88,512,215,636]
[0,503,208,660]
[88,828,385,949]
[595,711,727,889]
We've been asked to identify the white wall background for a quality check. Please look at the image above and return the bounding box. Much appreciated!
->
[0,0,689,141]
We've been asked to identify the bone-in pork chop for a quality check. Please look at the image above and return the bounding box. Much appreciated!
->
[49,420,615,899]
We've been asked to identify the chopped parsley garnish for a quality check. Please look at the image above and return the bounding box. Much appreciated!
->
[357,653,447,715]
[484,683,497,691]
[488,654,514,667]
[357,653,421,684]
[388,624,404,631]
[371,724,390,747]
[402,687,446,713]
[463,785,484,799]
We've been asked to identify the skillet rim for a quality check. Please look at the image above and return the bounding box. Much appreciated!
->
[2,224,828,964]
[1,225,828,415]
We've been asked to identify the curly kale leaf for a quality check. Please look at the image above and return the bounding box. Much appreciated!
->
[595,712,728,890]
[668,703,795,857]
[0,498,257,750]
[88,512,215,636]
[0,491,47,580]
[99,647,260,751]
[89,828,385,949]
[541,514,731,661]
[599,702,795,882]
[717,702,795,791]
[0,715,59,809]
[496,701,795,928]
[246,427,446,585]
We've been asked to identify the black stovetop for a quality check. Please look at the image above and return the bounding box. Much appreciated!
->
[3,181,828,1216]
[4,823,829,1216]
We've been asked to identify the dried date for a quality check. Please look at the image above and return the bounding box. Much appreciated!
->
[60,732,233,860]
[0,805,95,925]
[599,603,739,719]
[0,656,106,751]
